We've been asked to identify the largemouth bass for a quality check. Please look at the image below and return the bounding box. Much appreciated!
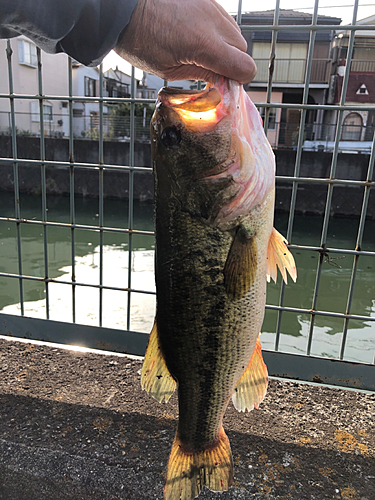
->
[141,78,296,500]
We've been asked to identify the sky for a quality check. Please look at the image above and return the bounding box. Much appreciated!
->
[216,0,374,25]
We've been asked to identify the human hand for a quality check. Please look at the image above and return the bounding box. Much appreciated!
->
[115,0,256,84]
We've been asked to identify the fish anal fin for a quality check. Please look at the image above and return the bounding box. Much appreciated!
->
[266,227,297,284]
[141,320,176,403]
[224,226,257,300]
[232,336,268,412]
[164,428,233,500]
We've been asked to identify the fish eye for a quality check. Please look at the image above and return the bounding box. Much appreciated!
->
[160,126,181,149]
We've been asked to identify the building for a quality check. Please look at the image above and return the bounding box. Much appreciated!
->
[311,14,375,152]
[240,10,342,148]
[70,63,139,139]
[0,36,70,137]
[0,36,142,140]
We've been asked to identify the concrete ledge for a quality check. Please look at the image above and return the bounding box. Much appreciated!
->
[0,337,374,500]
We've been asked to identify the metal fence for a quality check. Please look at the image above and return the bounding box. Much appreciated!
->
[3,111,374,152]
[0,0,374,391]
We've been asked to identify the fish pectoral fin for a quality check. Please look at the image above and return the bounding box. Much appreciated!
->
[266,227,297,284]
[224,225,257,300]
[232,336,268,412]
[141,320,176,403]
[164,428,233,500]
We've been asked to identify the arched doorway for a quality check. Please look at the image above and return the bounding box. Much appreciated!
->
[342,113,362,141]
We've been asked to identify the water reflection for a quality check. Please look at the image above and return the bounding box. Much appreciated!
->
[0,193,374,363]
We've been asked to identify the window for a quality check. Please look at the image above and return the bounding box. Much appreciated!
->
[341,113,362,141]
[18,40,37,67]
[30,102,53,122]
[85,77,97,97]
[356,84,369,95]
[259,107,277,130]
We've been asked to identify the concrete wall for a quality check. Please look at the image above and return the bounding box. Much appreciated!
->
[0,136,373,218]
[274,149,374,218]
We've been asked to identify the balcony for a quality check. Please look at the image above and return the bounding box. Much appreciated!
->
[350,59,375,72]
[252,58,332,84]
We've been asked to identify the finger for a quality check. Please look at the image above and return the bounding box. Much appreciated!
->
[220,22,248,53]
[162,50,256,85]
[161,64,218,83]
[210,0,242,32]
[198,40,257,84]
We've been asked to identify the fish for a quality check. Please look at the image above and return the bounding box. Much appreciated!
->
[141,78,297,500]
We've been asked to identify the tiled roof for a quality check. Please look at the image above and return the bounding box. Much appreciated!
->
[239,9,342,23]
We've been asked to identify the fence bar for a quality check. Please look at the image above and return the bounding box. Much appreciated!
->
[340,129,375,359]
[98,64,104,327]
[0,217,154,236]
[1,94,374,113]
[6,40,24,316]
[0,156,152,172]
[36,47,50,320]
[240,23,374,32]
[126,66,136,331]
[68,58,76,323]
[274,0,319,351]
[1,157,374,188]
[236,0,243,25]
[306,0,359,356]
[263,0,280,136]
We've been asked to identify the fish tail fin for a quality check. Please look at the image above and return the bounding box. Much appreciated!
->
[164,428,233,500]
[232,336,268,412]
[267,227,297,284]
[141,320,176,403]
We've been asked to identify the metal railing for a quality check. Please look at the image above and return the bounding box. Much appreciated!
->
[0,110,152,141]
[253,58,332,84]
[3,113,374,151]
[351,59,375,72]
[0,0,374,390]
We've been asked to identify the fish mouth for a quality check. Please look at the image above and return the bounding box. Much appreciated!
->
[156,86,226,131]
[158,87,222,112]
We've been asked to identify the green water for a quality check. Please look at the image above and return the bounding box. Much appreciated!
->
[0,192,374,364]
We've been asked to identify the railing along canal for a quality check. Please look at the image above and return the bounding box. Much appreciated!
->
[0,0,374,391]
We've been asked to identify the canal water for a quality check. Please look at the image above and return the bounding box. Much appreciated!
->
[0,192,374,364]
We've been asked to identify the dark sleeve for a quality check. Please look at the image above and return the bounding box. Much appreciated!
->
[0,0,138,67]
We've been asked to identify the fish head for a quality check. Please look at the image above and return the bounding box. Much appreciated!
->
[151,79,275,225]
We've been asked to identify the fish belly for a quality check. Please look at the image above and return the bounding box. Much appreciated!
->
[155,190,273,450]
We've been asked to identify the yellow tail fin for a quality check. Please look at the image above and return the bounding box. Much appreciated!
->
[232,336,268,412]
[267,227,297,284]
[164,428,233,500]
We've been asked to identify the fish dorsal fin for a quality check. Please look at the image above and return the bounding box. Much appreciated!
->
[267,227,297,284]
[224,226,257,300]
[232,336,268,412]
[164,427,233,500]
[141,320,176,403]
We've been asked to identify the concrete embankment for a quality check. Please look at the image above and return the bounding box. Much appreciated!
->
[0,336,374,500]
[0,136,374,218]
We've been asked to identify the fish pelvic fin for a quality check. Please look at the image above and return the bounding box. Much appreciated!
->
[266,227,297,284]
[224,225,257,301]
[164,428,233,500]
[141,320,176,403]
[232,336,268,412]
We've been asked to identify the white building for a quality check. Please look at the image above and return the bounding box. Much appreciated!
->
[0,36,69,137]
[0,37,142,139]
